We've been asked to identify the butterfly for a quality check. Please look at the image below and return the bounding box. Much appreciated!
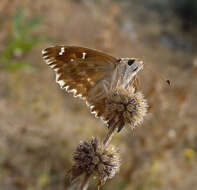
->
[42,46,144,122]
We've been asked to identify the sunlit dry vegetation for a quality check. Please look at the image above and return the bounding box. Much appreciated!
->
[0,0,197,190]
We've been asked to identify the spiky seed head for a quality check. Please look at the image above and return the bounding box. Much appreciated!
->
[69,137,120,185]
[103,87,148,132]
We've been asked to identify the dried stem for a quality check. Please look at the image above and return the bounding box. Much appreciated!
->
[103,121,118,148]
[78,173,91,190]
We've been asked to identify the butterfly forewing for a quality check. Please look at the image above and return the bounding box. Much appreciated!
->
[42,46,118,98]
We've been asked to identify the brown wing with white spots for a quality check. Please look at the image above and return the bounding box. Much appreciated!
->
[42,46,118,99]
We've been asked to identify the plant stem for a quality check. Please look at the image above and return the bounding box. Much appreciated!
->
[79,173,91,190]
[103,121,117,148]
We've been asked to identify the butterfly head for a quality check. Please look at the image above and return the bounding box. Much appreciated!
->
[118,58,143,74]
[116,58,143,86]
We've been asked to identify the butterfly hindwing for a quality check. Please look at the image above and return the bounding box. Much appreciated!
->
[42,46,118,98]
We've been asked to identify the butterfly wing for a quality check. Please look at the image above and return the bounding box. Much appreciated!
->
[42,46,118,99]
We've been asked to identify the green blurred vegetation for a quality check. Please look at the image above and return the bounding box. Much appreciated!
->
[0,8,42,72]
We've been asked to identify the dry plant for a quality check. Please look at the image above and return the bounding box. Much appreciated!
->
[1,1,197,190]
[68,83,147,190]
[42,45,148,189]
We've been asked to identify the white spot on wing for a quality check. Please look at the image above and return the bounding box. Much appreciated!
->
[82,52,86,59]
[65,86,70,91]
[91,111,97,114]
[54,68,59,72]
[57,80,66,88]
[90,105,94,109]
[74,93,82,98]
[86,101,91,107]
[91,111,99,118]
[70,58,74,62]
[55,73,62,82]
[43,55,49,59]
[59,47,65,55]
[46,60,54,65]
[69,89,77,94]
[42,49,47,55]
[49,64,57,69]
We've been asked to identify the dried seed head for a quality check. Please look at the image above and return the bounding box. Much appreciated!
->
[69,137,120,184]
[103,87,148,132]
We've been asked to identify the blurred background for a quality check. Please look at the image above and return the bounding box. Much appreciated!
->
[0,0,197,190]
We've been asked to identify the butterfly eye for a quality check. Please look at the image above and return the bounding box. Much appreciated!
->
[166,80,171,86]
[128,59,135,66]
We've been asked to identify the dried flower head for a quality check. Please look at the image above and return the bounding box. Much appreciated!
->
[69,137,120,185]
[99,86,148,132]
